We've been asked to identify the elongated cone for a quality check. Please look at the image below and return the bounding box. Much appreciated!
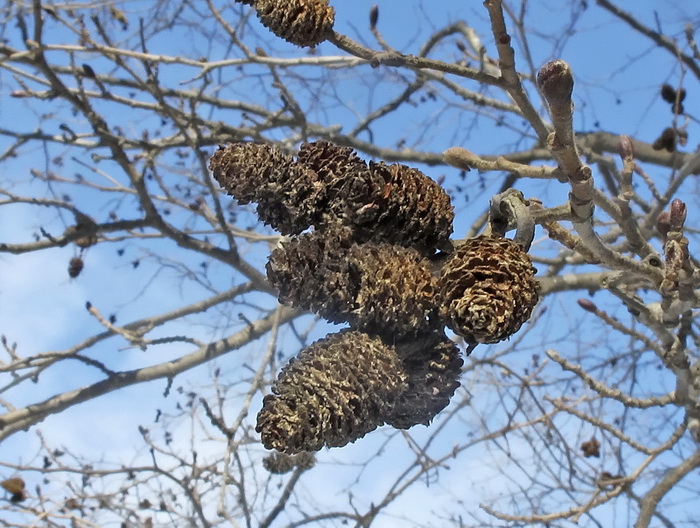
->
[256,330,408,453]
[209,143,322,234]
[298,141,454,253]
[266,228,440,338]
[439,236,539,344]
[386,333,463,429]
[254,0,335,47]
[210,141,454,253]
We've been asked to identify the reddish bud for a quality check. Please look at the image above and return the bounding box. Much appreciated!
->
[669,199,687,230]
[577,298,597,313]
[617,135,634,160]
[656,211,671,237]
[537,60,574,104]
[369,5,378,29]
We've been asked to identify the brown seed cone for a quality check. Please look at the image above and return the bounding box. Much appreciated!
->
[254,0,335,48]
[297,142,454,253]
[208,143,321,234]
[350,161,454,252]
[256,330,408,454]
[346,243,440,337]
[386,333,463,429]
[266,227,357,324]
[297,141,383,220]
[439,236,539,344]
[266,229,440,337]
[262,452,316,474]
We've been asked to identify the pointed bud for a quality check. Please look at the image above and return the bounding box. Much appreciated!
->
[669,199,687,231]
[577,298,597,313]
[369,5,378,29]
[617,135,634,160]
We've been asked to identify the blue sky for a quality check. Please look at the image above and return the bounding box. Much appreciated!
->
[1,1,700,526]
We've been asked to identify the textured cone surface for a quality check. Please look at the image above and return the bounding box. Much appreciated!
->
[356,161,454,252]
[256,330,408,454]
[439,236,539,344]
[297,142,454,253]
[262,452,315,474]
[255,0,335,47]
[266,229,439,337]
[386,333,463,429]
[297,141,374,224]
[266,227,357,324]
[209,143,321,234]
[347,243,439,337]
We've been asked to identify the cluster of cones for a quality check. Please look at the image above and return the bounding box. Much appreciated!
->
[209,141,539,454]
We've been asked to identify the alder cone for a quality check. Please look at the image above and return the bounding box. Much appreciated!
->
[346,243,440,337]
[439,236,539,344]
[297,141,454,253]
[256,331,408,454]
[386,333,463,429]
[266,229,440,338]
[266,227,357,324]
[357,161,454,252]
[262,452,315,474]
[254,0,335,48]
[296,140,379,224]
[208,143,321,234]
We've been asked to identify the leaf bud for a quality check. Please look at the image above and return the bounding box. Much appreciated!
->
[577,298,597,313]
[617,135,634,160]
[537,60,574,104]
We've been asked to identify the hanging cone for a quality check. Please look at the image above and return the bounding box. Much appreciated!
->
[209,142,322,234]
[254,0,335,48]
[386,333,463,429]
[266,228,440,338]
[256,330,408,453]
[439,236,539,344]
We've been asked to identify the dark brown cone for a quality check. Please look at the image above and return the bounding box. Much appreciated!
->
[256,330,408,454]
[296,140,384,228]
[386,333,463,429]
[297,142,454,252]
[208,143,321,234]
[266,227,357,324]
[355,161,453,252]
[262,452,316,474]
[346,243,439,337]
[651,128,676,152]
[439,236,539,344]
[266,229,440,337]
[254,0,335,48]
